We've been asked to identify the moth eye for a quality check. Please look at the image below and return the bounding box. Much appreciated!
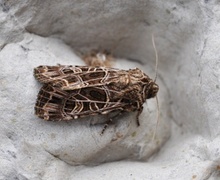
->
[146,83,159,98]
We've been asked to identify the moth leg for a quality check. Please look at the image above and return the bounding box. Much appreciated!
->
[101,118,113,135]
[100,111,123,135]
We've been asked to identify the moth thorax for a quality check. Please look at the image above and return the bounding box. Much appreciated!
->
[146,81,159,99]
[128,68,144,78]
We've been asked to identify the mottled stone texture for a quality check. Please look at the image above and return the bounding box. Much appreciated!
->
[0,0,220,179]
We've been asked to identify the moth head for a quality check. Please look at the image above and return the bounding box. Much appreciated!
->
[145,81,159,99]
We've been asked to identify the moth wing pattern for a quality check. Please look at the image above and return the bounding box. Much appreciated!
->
[34,65,159,124]
[35,84,131,121]
[34,65,129,90]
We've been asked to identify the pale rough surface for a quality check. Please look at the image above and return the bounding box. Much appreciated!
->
[0,0,220,179]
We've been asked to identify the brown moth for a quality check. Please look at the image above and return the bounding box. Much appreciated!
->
[34,65,159,128]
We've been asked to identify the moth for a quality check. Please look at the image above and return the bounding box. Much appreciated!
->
[34,65,159,130]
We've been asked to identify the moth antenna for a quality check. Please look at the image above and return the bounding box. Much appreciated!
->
[152,34,158,82]
[151,34,160,141]
[152,95,160,141]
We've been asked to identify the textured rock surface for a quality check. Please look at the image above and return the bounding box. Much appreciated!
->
[0,0,220,179]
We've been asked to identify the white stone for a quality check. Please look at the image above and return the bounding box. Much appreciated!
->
[0,0,220,179]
